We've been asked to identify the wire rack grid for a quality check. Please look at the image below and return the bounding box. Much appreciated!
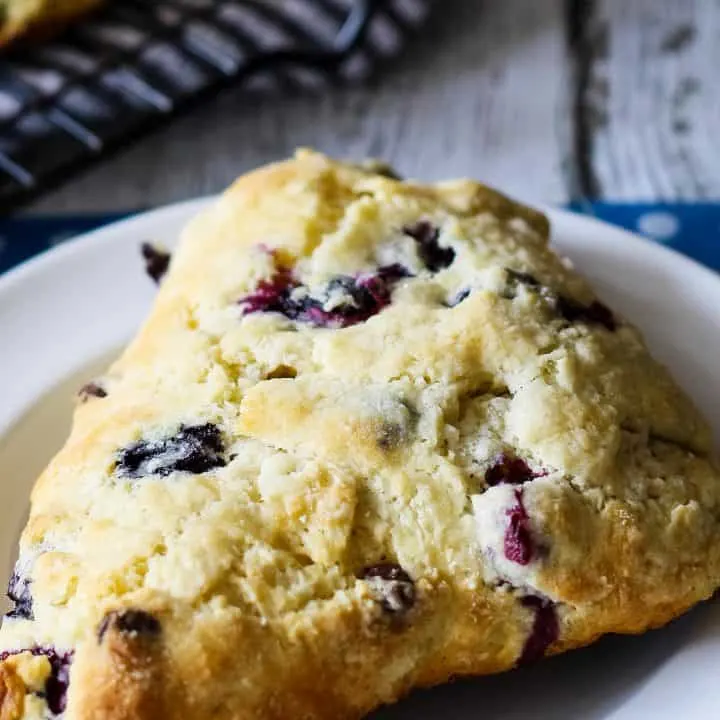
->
[0,0,430,212]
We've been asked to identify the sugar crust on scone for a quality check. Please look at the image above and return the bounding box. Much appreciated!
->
[1,150,719,719]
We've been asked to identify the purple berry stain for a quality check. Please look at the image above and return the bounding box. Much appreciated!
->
[239,267,299,316]
[403,221,455,272]
[6,571,33,621]
[117,423,225,478]
[504,489,534,565]
[239,262,410,328]
[485,453,536,487]
[518,595,559,665]
[0,647,73,715]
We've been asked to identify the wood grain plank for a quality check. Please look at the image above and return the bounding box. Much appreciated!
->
[28,0,571,212]
[586,0,720,200]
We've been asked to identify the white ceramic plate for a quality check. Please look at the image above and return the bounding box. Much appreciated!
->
[1,200,719,719]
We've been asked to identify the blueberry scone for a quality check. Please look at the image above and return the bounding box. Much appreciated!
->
[2,150,720,719]
[0,0,103,45]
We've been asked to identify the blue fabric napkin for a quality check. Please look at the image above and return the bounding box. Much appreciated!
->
[0,213,129,276]
[567,203,720,273]
[1,205,719,276]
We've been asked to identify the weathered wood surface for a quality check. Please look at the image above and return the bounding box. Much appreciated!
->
[579,0,720,200]
[27,0,720,212]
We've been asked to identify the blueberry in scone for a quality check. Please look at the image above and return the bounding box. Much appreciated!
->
[1,150,720,720]
[77,382,107,402]
[239,259,411,328]
[359,563,416,616]
[115,423,226,478]
[97,609,160,642]
[5,572,32,621]
[140,243,171,285]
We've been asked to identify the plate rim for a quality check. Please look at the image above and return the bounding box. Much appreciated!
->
[0,197,211,295]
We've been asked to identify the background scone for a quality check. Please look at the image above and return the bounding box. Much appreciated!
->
[1,150,720,719]
[0,0,103,46]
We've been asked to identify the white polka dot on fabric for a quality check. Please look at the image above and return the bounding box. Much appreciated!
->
[637,212,680,242]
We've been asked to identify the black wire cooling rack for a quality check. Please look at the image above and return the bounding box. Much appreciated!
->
[0,0,429,213]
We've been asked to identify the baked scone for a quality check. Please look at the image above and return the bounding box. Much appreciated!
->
[0,0,103,46]
[2,150,720,719]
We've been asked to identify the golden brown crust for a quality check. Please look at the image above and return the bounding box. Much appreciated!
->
[0,665,25,720]
[1,151,720,719]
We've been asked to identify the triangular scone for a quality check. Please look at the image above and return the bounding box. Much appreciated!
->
[2,151,720,719]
